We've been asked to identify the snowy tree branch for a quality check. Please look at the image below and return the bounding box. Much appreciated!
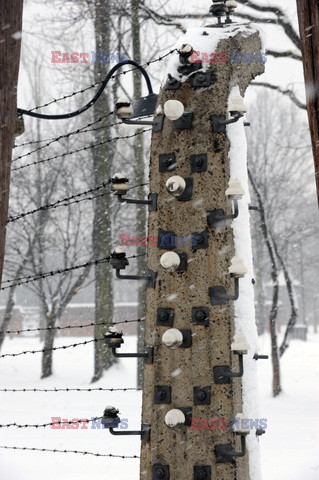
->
[250,82,307,110]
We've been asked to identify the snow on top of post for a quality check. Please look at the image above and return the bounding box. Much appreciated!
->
[227,84,262,480]
[165,23,260,83]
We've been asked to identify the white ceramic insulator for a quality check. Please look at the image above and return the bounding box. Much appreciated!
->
[164,100,185,121]
[231,332,249,354]
[160,252,181,271]
[225,178,245,199]
[165,409,186,428]
[165,176,186,196]
[162,329,183,349]
[228,256,247,278]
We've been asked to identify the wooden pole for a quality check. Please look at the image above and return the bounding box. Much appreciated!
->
[297,0,319,208]
[0,1,23,285]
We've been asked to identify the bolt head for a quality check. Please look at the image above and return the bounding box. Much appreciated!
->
[195,310,205,321]
[154,468,165,479]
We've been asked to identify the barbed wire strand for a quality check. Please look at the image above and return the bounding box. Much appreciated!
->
[12,119,123,161]
[0,416,102,428]
[12,129,152,172]
[0,337,105,359]
[0,445,139,458]
[0,317,144,336]
[22,50,175,114]
[1,253,146,290]
[0,387,138,392]
[7,181,149,223]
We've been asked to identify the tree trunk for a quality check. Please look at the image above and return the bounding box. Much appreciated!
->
[131,0,147,390]
[248,169,281,396]
[41,314,57,378]
[0,1,23,285]
[92,1,116,382]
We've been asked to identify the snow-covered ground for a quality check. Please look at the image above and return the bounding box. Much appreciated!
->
[0,332,318,479]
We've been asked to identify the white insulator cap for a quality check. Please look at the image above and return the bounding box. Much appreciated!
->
[112,172,130,193]
[226,0,238,10]
[228,256,247,278]
[225,178,245,200]
[108,326,123,335]
[228,95,247,115]
[114,247,126,255]
[160,252,181,271]
[232,413,251,435]
[165,409,186,428]
[115,97,133,119]
[164,100,185,121]
[179,44,193,55]
[166,176,186,197]
[231,332,249,354]
[162,329,183,349]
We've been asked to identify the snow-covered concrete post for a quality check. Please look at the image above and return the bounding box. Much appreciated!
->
[140,13,265,480]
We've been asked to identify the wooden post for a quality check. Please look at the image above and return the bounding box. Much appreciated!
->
[297,1,319,208]
[0,1,23,285]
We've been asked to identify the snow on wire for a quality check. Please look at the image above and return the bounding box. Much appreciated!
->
[1,253,146,290]
[0,446,139,458]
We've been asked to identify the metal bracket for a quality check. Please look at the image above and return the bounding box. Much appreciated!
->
[192,71,214,88]
[154,386,172,404]
[173,111,194,130]
[158,230,177,250]
[153,114,165,133]
[213,354,244,384]
[116,268,157,289]
[176,178,193,202]
[194,466,211,480]
[109,423,150,442]
[157,308,174,327]
[192,307,210,326]
[253,353,269,360]
[153,464,170,480]
[211,115,227,134]
[164,74,181,91]
[193,386,211,405]
[175,253,188,273]
[211,114,243,133]
[207,200,239,230]
[177,62,202,76]
[191,230,209,250]
[190,153,207,173]
[159,153,176,172]
[177,407,193,426]
[111,345,154,364]
[209,278,239,305]
[215,435,246,462]
[117,192,157,212]
[180,329,192,348]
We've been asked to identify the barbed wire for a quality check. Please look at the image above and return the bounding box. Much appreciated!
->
[7,182,149,223]
[0,337,105,359]
[12,129,152,172]
[13,112,115,149]
[22,50,175,114]
[0,317,144,336]
[0,387,138,392]
[12,118,122,161]
[0,445,139,458]
[0,416,103,428]
[1,253,146,290]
